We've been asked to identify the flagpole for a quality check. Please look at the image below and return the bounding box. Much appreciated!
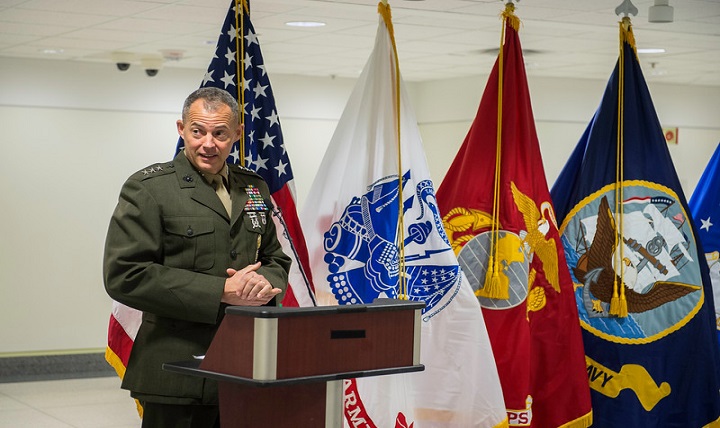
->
[611,18,624,317]
[611,9,637,318]
[378,0,408,300]
[481,2,518,300]
[237,0,246,167]
[269,203,317,306]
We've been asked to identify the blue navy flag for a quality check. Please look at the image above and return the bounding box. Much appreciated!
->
[689,142,720,343]
[176,0,315,308]
[551,20,720,427]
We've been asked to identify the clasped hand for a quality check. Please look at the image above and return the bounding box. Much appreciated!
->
[222,262,282,306]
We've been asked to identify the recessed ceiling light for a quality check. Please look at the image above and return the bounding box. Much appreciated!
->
[472,48,545,56]
[41,48,64,54]
[637,48,666,54]
[285,21,326,27]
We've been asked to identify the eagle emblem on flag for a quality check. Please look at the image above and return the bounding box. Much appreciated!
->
[562,181,702,342]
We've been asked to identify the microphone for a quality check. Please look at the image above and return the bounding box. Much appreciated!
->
[265,198,278,215]
[263,197,317,306]
[264,198,274,210]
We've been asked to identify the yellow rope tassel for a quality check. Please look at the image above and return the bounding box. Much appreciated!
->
[482,272,503,298]
[478,256,509,299]
[618,295,629,317]
[609,283,621,316]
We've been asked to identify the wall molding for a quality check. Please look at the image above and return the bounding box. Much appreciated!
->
[0,353,115,383]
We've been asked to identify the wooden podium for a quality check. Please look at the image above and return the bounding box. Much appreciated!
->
[164,298,425,427]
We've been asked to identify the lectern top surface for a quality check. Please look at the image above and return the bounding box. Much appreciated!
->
[225,298,425,318]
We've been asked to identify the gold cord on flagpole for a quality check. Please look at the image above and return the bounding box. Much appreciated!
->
[610,20,622,316]
[619,20,627,317]
[237,0,246,167]
[480,2,516,300]
[378,1,407,300]
[611,17,634,318]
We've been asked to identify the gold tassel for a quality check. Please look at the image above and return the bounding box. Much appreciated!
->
[609,275,620,316]
[609,277,629,317]
[609,296,620,316]
[617,295,629,318]
[477,257,509,299]
[616,273,629,318]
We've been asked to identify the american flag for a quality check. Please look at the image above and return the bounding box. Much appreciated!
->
[177,0,315,307]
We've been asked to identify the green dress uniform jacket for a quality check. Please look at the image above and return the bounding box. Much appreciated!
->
[103,151,291,405]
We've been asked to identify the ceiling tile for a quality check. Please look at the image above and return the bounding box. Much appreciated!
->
[0,0,716,87]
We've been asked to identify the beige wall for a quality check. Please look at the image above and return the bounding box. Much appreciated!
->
[1,57,718,354]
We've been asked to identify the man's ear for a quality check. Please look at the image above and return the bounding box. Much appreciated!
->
[176,119,184,136]
[235,122,244,141]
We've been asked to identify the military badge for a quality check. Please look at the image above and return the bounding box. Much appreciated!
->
[243,185,267,212]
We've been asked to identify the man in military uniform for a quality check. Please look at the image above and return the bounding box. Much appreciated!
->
[103,87,291,427]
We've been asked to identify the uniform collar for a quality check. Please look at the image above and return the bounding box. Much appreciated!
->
[201,164,229,187]
[176,149,228,186]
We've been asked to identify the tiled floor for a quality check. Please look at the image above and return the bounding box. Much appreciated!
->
[0,376,140,428]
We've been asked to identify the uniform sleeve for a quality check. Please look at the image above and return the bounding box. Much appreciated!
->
[103,178,225,324]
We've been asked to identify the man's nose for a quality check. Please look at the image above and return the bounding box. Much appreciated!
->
[202,134,216,147]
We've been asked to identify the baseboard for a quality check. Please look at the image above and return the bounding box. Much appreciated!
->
[0,353,116,383]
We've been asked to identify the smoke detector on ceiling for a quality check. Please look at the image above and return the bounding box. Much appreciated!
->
[649,0,674,23]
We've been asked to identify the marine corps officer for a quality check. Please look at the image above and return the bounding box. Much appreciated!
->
[103,87,291,427]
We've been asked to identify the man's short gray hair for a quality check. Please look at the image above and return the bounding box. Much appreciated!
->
[182,87,239,125]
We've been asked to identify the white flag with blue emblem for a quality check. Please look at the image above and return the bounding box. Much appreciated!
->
[300,3,507,427]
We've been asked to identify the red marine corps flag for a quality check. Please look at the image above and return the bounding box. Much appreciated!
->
[435,4,592,427]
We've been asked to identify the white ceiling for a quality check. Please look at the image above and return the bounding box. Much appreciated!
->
[1,0,719,85]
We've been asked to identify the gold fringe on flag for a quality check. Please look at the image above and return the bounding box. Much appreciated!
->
[104,347,144,418]
[557,411,594,428]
